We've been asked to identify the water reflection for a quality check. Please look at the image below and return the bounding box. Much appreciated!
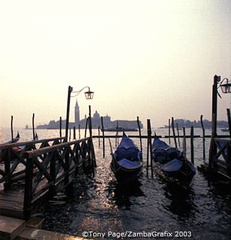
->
[109,180,144,210]
[162,182,197,220]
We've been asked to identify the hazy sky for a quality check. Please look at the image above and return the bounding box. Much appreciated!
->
[0,0,231,128]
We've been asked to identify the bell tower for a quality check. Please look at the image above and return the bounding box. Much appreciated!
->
[75,100,80,125]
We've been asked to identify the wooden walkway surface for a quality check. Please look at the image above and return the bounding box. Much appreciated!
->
[0,187,24,218]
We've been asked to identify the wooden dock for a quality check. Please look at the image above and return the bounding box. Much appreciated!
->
[0,136,95,220]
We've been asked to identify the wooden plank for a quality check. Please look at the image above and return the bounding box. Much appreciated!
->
[0,215,25,239]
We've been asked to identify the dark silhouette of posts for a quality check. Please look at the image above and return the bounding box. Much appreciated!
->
[227,109,231,136]
[65,86,73,142]
[171,117,177,148]
[200,115,206,160]
[101,117,105,158]
[211,75,220,137]
[32,113,36,140]
[209,75,220,167]
[11,116,14,141]
[147,119,153,178]
[137,116,142,152]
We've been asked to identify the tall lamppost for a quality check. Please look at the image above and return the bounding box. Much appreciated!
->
[65,86,94,141]
[211,75,231,137]
[209,75,231,169]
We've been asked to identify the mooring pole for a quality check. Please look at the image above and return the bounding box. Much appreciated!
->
[200,115,206,160]
[32,113,35,140]
[182,127,186,158]
[227,108,231,137]
[190,126,194,164]
[101,116,105,158]
[137,116,142,152]
[65,86,73,142]
[11,115,14,141]
[147,119,152,178]
[78,124,81,139]
[88,105,93,139]
[168,119,171,144]
[59,117,62,138]
[171,117,177,148]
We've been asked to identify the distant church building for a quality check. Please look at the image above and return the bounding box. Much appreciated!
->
[74,101,80,124]
[73,100,142,129]
[37,100,143,129]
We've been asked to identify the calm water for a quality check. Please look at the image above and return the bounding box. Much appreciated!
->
[1,128,231,239]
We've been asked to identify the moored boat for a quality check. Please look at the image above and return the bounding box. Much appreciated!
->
[0,132,20,146]
[110,135,143,184]
[0,132,20,163]
[152,137,196,186]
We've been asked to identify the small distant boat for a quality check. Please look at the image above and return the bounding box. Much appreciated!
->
[110,135,143,184]
[0,132,20,146]
[152,137,196,186]
[102,126,138,132]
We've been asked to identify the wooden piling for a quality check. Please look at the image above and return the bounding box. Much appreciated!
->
[147,119,153,178]
[168,119,171,144]
[200,115,206,160]
[190,126,194,164]
[11,116,14,141]
[176,123,181,147]
[78,124,81,139]
[32,113,35,140]
[69,128,71,141]
[182,127,186,158]
[84,118,88,138]
[101,117,105,158]
[98,127,101,147]
[171,117,177,148]
[73,126,76,139]
[115,121,119,147]
[59,117,62,138]
[137,116,142,152]
[88,105,93,138]
[227,109,231,136]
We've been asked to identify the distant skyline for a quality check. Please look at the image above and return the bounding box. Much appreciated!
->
[0,0,231,129]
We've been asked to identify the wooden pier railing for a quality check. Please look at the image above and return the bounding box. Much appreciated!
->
[208,137,231,179]
[0,137,66,188]
[0,137,95,219]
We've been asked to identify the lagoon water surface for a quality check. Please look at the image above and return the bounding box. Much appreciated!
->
[1,128,231,239]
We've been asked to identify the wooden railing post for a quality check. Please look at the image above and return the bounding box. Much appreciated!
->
[3,147,12,189]
[24,153,34,219]
[49,151,56,196]
[64,146,70,183]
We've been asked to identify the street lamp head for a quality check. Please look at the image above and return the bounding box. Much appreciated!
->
[84,89,94,99]
[220,78,231,94]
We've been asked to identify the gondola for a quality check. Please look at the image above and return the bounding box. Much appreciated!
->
[0,132,20,146]
[152,137,196,186]
[0,132,20,163]
[110,135,143,184]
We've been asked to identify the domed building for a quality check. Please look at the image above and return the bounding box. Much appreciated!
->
[37,100,143,130]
